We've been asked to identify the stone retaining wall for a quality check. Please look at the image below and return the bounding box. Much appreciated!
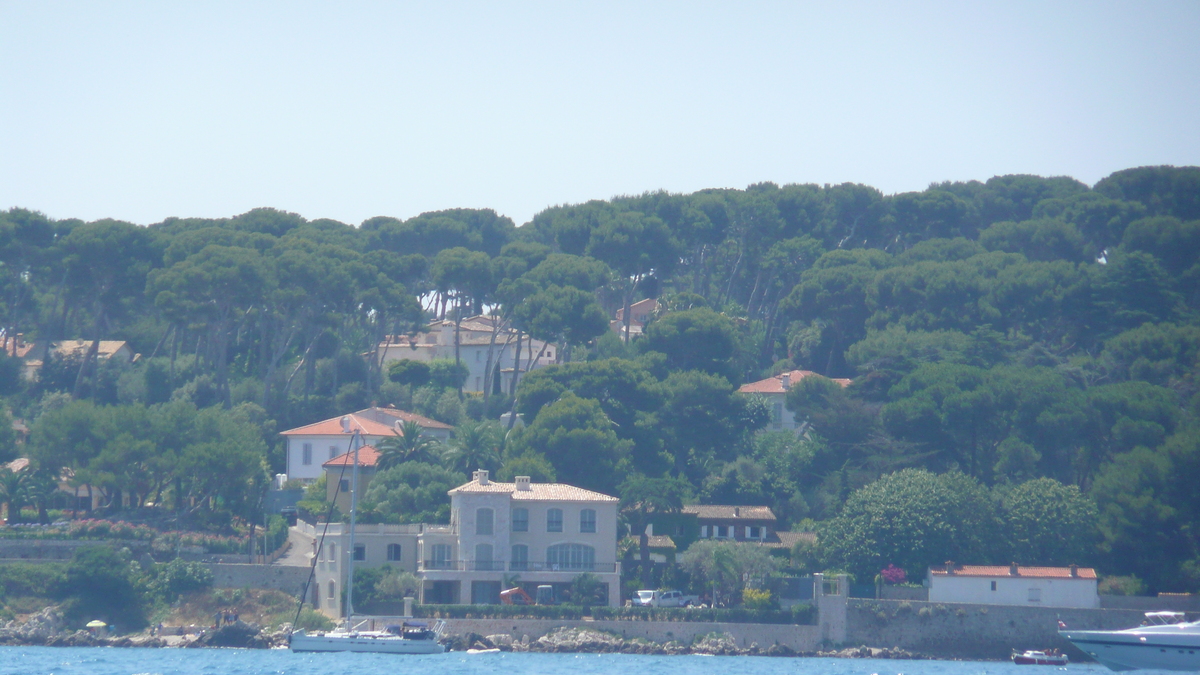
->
[845,598,1147,659]
[205,564,309,595]
[431,618,822,652]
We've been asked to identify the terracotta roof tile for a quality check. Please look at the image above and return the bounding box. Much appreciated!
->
[280,414,400,437]
[449,479,617,503]
[682,505,777,521]
[930,565,1097,579]
[646,535,676,549]
[775,531,816,548]
[737,370,852,394]
[323,445,381,468]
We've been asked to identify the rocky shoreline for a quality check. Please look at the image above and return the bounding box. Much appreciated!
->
[1,608,931,658]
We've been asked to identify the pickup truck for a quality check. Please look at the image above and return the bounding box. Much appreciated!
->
[632,589,698,607]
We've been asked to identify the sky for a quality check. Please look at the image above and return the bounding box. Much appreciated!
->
[2,1,1198,228]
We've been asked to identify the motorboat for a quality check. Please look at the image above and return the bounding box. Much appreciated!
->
[1013,649,1069,665]
[289,619,446,654]
[1060,611,1200,671]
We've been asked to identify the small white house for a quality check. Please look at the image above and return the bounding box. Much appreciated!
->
[927,563,1099,608]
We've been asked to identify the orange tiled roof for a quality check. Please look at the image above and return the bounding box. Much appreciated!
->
[737,369,851,394]
[930,564,1097,579]
[682,505,777,521]
[280,414,399,437]
[323,445,381,468]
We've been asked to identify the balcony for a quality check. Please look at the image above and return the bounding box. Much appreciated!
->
[420,560,619,573]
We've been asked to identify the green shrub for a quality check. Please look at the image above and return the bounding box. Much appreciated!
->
[60,545,148,629]
[742,588,774,610]
[148,559,213,602]
[294,607,335,631]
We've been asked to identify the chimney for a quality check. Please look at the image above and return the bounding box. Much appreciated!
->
[340,416,351,433]
[944,560,955,575]
[1010,562,1020,576]
[473,469,489,485]
[515,476,530,491]
[1070,564,1078,578]
[781,373,791,389]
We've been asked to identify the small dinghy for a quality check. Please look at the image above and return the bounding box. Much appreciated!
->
[1012,649,1069,665]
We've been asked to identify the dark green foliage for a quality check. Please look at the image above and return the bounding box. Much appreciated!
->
[147,558,213,602]
[60,545,147,629]
[388,359,431,387]
[361,462,462,524]
[427,360,469,390]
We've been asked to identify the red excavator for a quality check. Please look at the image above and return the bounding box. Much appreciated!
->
[500,585,555,605]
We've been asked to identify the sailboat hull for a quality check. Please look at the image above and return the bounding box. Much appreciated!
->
[290,631,445,654]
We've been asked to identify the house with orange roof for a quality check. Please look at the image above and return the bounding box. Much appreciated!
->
[927,562,1099,608]
[280,413,400,483]
[322,444,383,514]
[3,334,136,381]
[609,298,659,338]
[352,406,453,443]
[737,370,851,432]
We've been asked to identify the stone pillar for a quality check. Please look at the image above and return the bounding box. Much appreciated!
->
[403,596,414,618]
[816,574,848,645]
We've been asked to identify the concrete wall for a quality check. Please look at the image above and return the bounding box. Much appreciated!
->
[430,618,822,651]
[205,563,309,596]
[844,598,1147,659]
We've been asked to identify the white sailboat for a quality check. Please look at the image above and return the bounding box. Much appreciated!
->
[290,424,446,654]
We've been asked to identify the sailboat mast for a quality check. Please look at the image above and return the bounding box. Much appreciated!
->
[345,428,361,619]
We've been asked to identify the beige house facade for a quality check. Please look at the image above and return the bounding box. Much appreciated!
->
[306,471,622,617]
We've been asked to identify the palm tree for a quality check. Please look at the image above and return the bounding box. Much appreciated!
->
[444,420,503,474]
[0,467,27,524]
[376,421,442,470]
[21,468,58,523]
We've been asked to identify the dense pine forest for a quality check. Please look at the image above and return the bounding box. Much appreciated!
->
[1,165,1198,593]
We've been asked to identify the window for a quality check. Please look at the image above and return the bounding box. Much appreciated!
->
[340,478,350,493]
[353,544,365,561]
[387,544,402,561]
[302,443,313,465]
[328,581,336,599]
[430,543,451,569]
[329,445,338,459]
[475,543,495,570]
[546,543,595,570]
[328,543,336,562]
[476,508,494,535]
[1028,588,1041,602]
[991,581,997,591]
[547,508,563,532]
[512,508,528,532]
[511,544,528,570]
[748,526,761,539]
[716,525,727,538]
[580,509,596,533]
[772,403,783,429]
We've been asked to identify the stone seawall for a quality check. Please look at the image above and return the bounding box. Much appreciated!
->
[845,598,1146,659]
[205,564,309,595]
[436,618,822,652]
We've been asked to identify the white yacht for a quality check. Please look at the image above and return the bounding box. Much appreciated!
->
[1060,611,1200,671]
[289,619,446,654]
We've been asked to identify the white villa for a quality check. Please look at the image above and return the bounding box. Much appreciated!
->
[306,470,622,616]
[281,408,452,483]
[737,370,852,432]
[376,316,556,394]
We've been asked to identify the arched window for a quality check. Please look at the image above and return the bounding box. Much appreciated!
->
[580,509,596,533]
[547,508,563,532]
[546,543,595,570]
[512,508,528,532]
[476,508,494,535]
[328,543,336,562]
[511,544,528,571]
[475,543,495,570]
[327,581,336,599]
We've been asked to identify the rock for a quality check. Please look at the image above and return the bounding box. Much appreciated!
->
[485,634,514,650]
[188,622,269,649]
[765,643,796,657]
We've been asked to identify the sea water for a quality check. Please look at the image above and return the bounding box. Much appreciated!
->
[0,648,1110,675]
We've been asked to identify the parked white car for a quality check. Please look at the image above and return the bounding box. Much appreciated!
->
[632,589,698,607]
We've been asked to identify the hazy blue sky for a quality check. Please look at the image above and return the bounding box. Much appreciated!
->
[2,1,1198,227]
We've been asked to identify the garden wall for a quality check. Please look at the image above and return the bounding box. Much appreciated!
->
[845,598,1147,659]
[433,618,823,651]
[205,563,309,596]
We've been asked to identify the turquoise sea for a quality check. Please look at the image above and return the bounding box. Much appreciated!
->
[0,648,1111,675]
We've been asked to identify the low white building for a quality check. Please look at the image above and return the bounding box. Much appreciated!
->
[281,408,454,483]
[927,563,1099,608]
[306,470,622,617]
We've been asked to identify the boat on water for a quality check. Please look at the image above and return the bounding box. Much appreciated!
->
[290,620,446,654]
[1060,611,1200,671]
[1012,649,1069,665]
[289,425,446,655]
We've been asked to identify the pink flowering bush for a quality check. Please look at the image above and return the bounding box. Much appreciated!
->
[880,564,907,584]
